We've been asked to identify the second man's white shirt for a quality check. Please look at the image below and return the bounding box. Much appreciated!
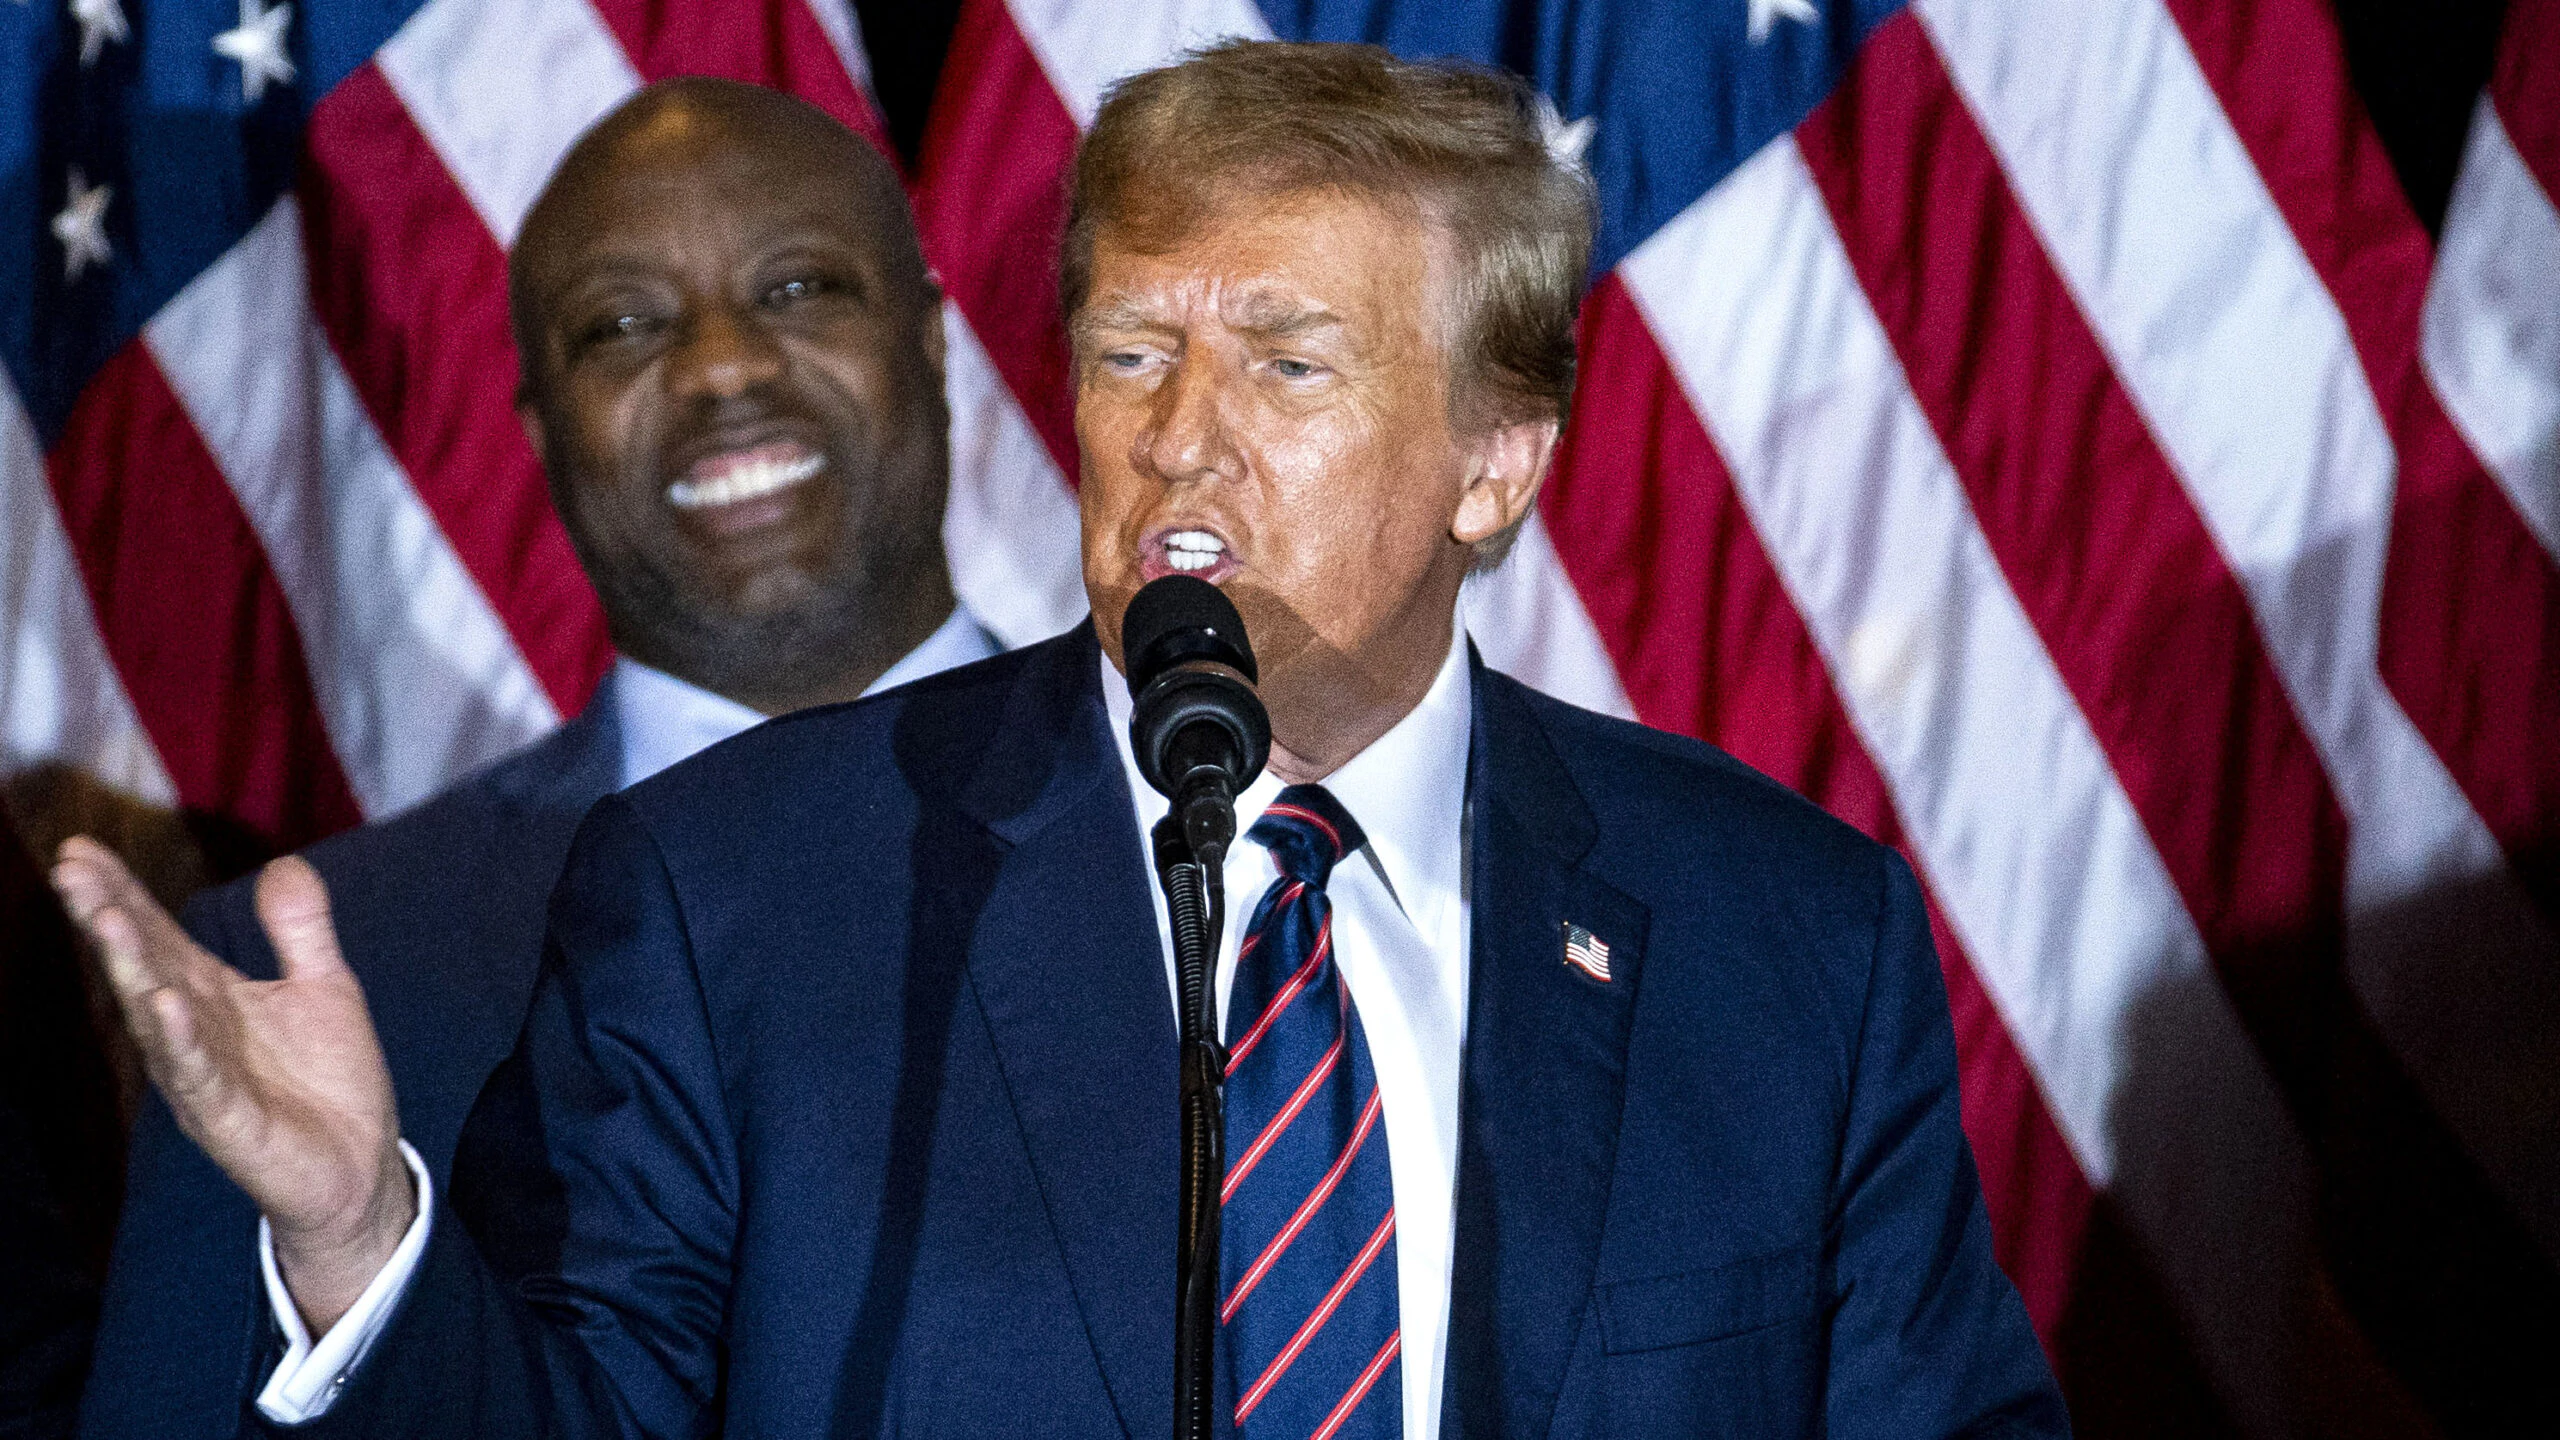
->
[614,606,1001,790]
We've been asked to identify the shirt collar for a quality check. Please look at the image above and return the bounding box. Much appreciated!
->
[1320,624,1471,931]
[614,658,763,792]
[615,605,1000,789]
[1101,616,1474,926]
[870,606,1004,694]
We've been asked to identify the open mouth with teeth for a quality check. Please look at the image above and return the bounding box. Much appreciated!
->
[667,442,826,517]
[1142,528,1236,585]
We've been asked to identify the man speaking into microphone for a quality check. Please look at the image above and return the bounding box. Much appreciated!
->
[52,41,2067,1440]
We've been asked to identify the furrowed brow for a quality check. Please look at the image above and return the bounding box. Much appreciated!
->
[1229,297,1343,340]
[1074,299,1161,343]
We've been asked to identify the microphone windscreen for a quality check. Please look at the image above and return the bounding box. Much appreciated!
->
[1123,576,1257,690]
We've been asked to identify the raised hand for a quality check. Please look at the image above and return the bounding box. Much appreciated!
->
[50,837,414,1333]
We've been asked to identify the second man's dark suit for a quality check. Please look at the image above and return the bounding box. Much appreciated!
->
[76,681,623,1440]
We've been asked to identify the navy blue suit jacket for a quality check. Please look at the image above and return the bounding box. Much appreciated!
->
[269,625,2064,1439]
[78,684,622,1440]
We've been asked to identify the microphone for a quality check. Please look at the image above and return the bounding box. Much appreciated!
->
[1123,575,1271,859]
[1120,574,1265,1440]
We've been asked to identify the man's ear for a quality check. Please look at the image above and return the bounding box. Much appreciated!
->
[1452,415,1560,547]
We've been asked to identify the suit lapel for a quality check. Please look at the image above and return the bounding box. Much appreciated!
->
[950,627,1179,1440]
[1442,662,1648,1440]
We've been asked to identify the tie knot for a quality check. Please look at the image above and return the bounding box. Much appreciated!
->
[1248,785,1365,888]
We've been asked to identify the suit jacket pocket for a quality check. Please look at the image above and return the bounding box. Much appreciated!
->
[1598,1243,1820,1354]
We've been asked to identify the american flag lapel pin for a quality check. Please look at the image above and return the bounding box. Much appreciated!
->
[1562,922,1612,983]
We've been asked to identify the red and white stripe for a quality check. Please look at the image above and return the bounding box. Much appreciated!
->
[2430,94,2560,564]
[1223,1086,1386,1323]
[1224,892,1320,1072]
[1235,1209,1398,1423]
[1311,1330,1401,1440]
[1922,0,2560,1252]
[142,199,557,818]
[380,0,639,248]
[0,378,171,805]
[1223,1020,1346,1201]
[1003,0,1269,127]
[1616,128,2352,1435]
[940,305,1088,646]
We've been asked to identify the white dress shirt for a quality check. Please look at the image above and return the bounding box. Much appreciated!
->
[254,607,999,1423]
[614,606,1000,791]
[1101,625,1474,1440]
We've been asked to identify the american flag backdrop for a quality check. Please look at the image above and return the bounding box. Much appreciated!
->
[5,0,2557,1434]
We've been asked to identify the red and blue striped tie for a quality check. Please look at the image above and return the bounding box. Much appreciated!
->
[1221,784,1400,1438]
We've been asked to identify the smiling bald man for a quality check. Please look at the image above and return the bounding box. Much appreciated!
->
[510,79,976,717]
[58,44,2064,1440]
[72,79,996,1440]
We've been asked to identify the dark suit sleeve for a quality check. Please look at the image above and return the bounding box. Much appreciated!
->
[1822,851,2070,1439]
[264,792,738,1439]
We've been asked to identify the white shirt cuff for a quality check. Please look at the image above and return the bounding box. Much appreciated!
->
[253,1139,434,1424]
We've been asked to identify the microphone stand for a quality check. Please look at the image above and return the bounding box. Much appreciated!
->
[1122,574,1267,1440]
[1153,774,1234,1440]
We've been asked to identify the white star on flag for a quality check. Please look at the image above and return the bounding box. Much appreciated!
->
[1747,0,1819,44]
[1534,93,1596,173]
[214,0,298,104]
[53,167,113,283]
[70,0,128,66]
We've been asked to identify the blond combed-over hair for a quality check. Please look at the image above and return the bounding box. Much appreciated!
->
[1062,39,1597,447]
